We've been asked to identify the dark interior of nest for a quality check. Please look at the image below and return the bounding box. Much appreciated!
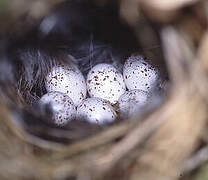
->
[1,0,169,145]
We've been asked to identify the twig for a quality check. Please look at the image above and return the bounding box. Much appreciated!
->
[182,145,208,174]
[54,121,135,159]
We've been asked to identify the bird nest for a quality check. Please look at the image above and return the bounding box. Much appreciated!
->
[0,0,208,180]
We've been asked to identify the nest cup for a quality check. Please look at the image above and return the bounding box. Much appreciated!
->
[0,0,207,180]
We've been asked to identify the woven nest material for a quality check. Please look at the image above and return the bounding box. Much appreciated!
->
[0,0,208,180]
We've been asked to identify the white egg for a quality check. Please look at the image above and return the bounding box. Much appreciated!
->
[45,63,86,106]
[123,54,159,92]
[118,89,149,118]
[87,63,126,104]
[77,97,117,124]
[39,91,76,126]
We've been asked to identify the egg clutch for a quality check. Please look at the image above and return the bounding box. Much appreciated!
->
[40,54,159,126]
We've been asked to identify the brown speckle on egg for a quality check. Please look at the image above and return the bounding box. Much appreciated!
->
[123,54,159,92]
[45,63,87,106]
[77,97,117,124]
[86,63,126,104]
[39,91,76,126]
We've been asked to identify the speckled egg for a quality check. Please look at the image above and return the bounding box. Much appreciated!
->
[123,54,159,92]
[39,91,76,126]
[118,89,149,118]
[45,63,86,106]
[87,63,126,104]
[77,97,117,124]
